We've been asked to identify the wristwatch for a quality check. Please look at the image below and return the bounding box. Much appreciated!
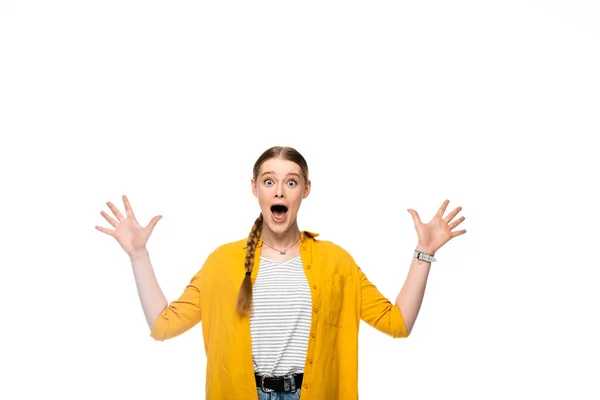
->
[414,250,436,263]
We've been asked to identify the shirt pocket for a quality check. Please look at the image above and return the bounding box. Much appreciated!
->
[323,274,353,328]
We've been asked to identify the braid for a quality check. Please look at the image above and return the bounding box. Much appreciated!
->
[236,213,263,316]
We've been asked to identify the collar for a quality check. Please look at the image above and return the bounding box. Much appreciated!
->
[301,230,319,239]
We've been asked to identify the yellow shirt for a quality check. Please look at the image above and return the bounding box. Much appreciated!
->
[150,230,408,399]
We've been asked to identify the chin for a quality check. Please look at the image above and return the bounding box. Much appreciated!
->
[264,219,291,234]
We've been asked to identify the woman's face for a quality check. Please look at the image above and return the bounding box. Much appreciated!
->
[251,158,310,236]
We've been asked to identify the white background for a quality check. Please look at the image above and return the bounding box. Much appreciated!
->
[1,1,599,399]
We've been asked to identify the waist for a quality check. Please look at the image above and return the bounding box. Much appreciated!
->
[255,373,303,393]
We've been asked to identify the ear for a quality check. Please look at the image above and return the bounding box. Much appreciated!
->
[251,178,258,198]
[303,179,311,199]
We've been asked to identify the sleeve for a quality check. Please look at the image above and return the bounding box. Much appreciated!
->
[150,268,203,341]
[358,267,409,338]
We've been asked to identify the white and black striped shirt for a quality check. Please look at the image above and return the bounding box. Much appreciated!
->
[250,256,312,376]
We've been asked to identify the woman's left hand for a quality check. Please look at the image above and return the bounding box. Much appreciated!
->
[407,199,466,255]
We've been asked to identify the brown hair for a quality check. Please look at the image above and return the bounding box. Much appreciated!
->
[236,146,310,316]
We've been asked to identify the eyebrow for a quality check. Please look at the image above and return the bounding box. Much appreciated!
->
[260,171,301,178]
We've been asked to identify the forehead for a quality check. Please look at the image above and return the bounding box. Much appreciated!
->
[258,158,302,176]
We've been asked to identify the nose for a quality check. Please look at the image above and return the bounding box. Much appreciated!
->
[275,185,285,198]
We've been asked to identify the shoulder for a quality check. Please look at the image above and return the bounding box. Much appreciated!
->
[207,237,247,259]
[314,238,350,255]
[196,237,246,273]
[308,233,351,255]
[311,238,361,281]
[309,235,358,268]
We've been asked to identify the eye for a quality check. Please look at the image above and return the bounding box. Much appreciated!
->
[264,179,274,186]
[287,180,297,187]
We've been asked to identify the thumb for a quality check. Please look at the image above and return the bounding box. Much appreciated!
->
[407,209,422,226]
[147,215,163,234]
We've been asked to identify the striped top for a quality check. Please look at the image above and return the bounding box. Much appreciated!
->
[250,255,312,376]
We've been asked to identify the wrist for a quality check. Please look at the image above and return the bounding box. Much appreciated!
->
[415,244,435,255]
[129,248,149,261]
[414,249,437,263]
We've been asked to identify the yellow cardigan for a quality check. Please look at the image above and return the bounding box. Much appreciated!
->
[150,230,408,399]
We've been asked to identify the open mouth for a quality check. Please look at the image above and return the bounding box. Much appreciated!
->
[270,204,288,221]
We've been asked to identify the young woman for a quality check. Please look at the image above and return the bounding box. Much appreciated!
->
[96,146,466,400]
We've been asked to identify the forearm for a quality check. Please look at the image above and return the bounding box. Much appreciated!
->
[395,252,432,335]
[129,249,168,330]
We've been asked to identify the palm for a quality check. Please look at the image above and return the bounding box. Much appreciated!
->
[95,195,162,256]
[408,199,466,254]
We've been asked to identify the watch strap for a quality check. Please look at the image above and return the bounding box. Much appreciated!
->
[414,250,436,263]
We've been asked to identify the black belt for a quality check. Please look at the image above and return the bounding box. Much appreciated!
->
[255,373,303,392]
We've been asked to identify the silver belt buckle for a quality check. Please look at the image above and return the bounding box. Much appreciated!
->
[261,375,274,393]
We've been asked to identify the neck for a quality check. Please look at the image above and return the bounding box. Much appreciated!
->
[261,223,301,250]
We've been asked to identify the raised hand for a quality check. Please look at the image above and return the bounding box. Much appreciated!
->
[407,199,466,255]
[95,195,162,258]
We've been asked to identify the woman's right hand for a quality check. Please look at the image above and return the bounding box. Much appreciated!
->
[95,195,162,258]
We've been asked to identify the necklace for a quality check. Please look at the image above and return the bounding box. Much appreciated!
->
[262,236,300,255]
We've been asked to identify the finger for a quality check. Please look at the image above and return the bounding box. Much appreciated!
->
[448,215,465,230]
[444,206,462,223]
[95,225,115,236]
[122,195,136,219]
[146,215,162,234]
[107,201,125,221]
[100,211,118,228]
[407,209,422,226]
[436,199,450,218]
[451,229,467,238]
